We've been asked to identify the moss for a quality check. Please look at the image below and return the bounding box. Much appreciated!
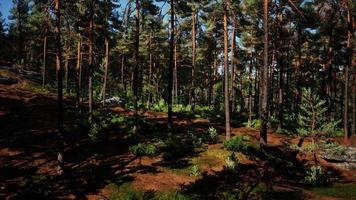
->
[310,184,356,199]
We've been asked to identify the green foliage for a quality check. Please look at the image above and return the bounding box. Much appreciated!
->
[223,135,251,152]
[152,99,168,112]
[319,141,347,156]
[109,183,191,200]
[276,127,292,135]
[297,88,333,137]
[224,152,238,170]
[129,143,157,157]
[310,184,356,199]
[188,131,203,148]
[244,119,261,129]
[325,128,344,137]
[304,165,329,186]
[109,183,149,200]
[203,127,219,144]
[189,164,201,177]
[163,134,195,161]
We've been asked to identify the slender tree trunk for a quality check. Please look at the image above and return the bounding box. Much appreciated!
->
[167,0,175,129]
[76,34,82,108]
[148,33,153,106]
[42,25,47,87]
[345,0,353,141]
[352,77,355,135]
[191,4,196,111]
[223,4,231,140]
[88,1,94,121]
[173,41,178,105]
[278,16,284,129]
[133,0,140,131]
[64,39,70,93]
[260,0,269,146]
[54,0,64,175]
[248,53,253,123]
[121,56,125,86]
[102,35,109,106]
[231,13,237,112]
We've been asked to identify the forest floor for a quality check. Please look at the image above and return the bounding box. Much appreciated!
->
[0,68,356,200]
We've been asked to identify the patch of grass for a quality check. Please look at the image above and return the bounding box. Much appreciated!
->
[109,183,192,200]
[310,184,356,199]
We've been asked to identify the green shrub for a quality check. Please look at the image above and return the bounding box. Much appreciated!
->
[297,88,340,138]
[304,165,329,186]
[325,128,344,137]
[163,135,194,161]
[223,135,251,152]
[203,127,219,144]
[224,152,238,170]
[188,131,203,148]
[129,143,157,157]
[319,141,346,156]
[129,143,157,165]
[189,164,201,177]
[244,119,261,128]
[276,127,292,135]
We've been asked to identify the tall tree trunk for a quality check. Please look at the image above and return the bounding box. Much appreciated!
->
[76,34,82,108]
[191,4,196,111]
[121,55,125,86]
[260,0,269,146]
[42,4,49,88]
[231,13,237,112]
[102,35,109,106]
[148,33,153,106]
[223,4,231,140]
[133,0,140,131]
[167,0,175,129]
[54,0,64,175]
[277,15,284,129]
[173,41,178,105]
[64,39,70,93]
[88,1,94,121]
[344,0,353,141]
[42,26,47,87]
[248,53,253,123]
[352,75,355,135]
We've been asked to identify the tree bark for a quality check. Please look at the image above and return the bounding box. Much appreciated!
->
[133,0,140,130]
[102,34,109,106]
[88,0,94,121]
[76,34,82,108]
[260,0,269,146]
[191,4,196,111]
[102,7,109,106]
[167,0,175,129]
[42,25,47,87]
[248,53,253,123]
[344,0,353,141]
[231,13,237,112]
[54,0,64,175]
[223,4,231,140]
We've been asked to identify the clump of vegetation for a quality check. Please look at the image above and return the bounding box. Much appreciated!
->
[162,134,194,162]
[297,88,340,138]
[224,152,238,170]
[304,165,329,186]
[244,119,261,128]
[189,164,201,177]
[319,140,347,156]
[129,143,157,166]
[223,135,251,152]
[188,131,203,148]
[203,127,219,144]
